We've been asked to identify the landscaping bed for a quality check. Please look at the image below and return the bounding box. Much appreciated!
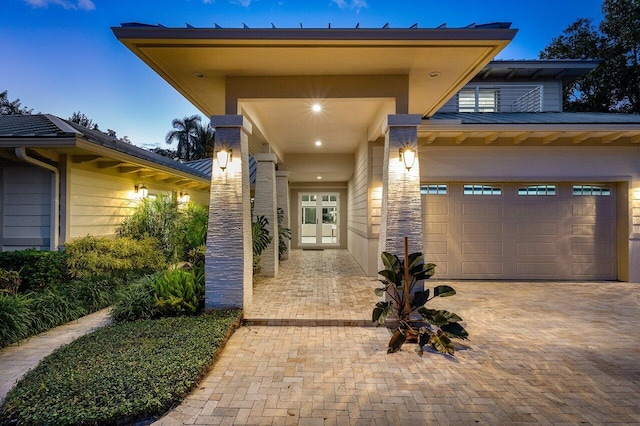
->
[0,309,242,425]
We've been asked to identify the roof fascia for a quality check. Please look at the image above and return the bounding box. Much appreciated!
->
[74,139,209,183]
[419,123,640,133]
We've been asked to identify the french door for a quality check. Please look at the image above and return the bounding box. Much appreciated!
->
[299,193,339,246]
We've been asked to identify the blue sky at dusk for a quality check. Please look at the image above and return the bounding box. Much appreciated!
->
[2,0,604,149]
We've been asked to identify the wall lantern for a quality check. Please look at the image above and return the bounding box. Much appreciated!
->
[216,148,232,171]
[134,183,148,199]
[399,147,416,171]
[179,191,190,204]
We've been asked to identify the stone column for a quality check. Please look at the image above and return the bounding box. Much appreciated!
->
[276,171,291,260]
[205,115,253,309]
[254,154,278,277]
[377,114,424,269]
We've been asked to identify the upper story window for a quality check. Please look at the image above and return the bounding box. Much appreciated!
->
[458,88,498,112]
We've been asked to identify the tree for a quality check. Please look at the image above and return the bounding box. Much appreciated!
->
[69,111,100,131]
[0,90,33,115]
[165,115,206,161]
[540,0,640,113]
[193,122,215,159]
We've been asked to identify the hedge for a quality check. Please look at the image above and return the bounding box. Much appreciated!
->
[0,249,66,292]
[0,310,242,426]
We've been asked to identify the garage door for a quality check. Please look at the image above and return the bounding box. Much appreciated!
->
[422,182,617,280]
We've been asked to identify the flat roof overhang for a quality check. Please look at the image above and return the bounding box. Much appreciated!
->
[113,26,516,118]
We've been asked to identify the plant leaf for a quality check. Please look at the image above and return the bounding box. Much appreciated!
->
[372,301,392,325]
[410,290,429,308]
[387,329,406,353]
[440,322,469,340]
[407,252,423,270]
[380,252,400,272]
[418,308,462,325]
[433,285,456,297]
[377,269,401,287]
[429,330,455,355]
[374,288,385,297]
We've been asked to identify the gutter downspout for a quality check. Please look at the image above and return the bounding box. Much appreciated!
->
[15,148,59,251]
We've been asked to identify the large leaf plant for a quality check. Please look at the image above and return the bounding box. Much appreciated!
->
[373,250,468,355]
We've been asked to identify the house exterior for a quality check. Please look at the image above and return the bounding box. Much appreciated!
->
[0,114,211,251]
[107,23,638,308]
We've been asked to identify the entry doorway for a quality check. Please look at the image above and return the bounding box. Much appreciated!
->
[299,193,340,246]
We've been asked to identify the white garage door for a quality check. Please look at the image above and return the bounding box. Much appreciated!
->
[422,182,617,280]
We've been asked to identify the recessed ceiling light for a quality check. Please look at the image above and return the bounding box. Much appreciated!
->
[317,176,322,180]
[428,71,441,78]
[312,104,322,112]
[315,140,322,146]
[193,72,206,78]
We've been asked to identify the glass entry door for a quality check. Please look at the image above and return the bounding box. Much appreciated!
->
[299,193,339,245]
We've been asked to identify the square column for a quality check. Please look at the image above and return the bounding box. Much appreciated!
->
[377,114,424,268]
[205,115,253,309]
[276,171,291,261]
[254,153,279,277]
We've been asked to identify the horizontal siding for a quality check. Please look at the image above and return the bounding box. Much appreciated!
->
[347,140,369,237]
[370,145,384,235]
[438,81,562,113]
[2,167,51,249]
[69,166,138,239]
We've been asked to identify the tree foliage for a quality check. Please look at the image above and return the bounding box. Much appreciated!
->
[69,111,100,130]
[540,0,640,113]
[0,90,33,115]
[165,115,214,161]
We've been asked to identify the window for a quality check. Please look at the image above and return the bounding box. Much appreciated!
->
[458,88,498,112]
[463,184,502,195]
[322,207,337,224]
[302,207,316,224]
[420,184,447,195]
[518,185,557,196]
[302,195,316,202]
[573,185,611,196]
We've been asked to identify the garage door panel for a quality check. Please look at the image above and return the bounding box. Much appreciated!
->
[423,182,617,280]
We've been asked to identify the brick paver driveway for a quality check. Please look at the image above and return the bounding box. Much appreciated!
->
[157,250,640,425]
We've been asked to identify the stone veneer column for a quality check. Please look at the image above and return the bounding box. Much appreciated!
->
[254,154,278,277]
[377,114,424,269]
[205,115,253,309]
[276,171,291,261]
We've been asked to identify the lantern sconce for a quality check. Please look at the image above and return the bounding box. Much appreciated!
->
[134,183,149,199]
[216,147,232,171]
[178,191,190,204]
[399,147,416,171]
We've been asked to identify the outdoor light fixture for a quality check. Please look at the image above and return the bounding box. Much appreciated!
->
[315,140,322,146]
[312,104,322,112]
[216,148,232,171]
[134,183,148,199]
[399,147,416,171]
[179,191,190,204]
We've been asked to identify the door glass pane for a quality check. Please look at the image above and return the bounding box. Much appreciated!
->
[302,207,316,224]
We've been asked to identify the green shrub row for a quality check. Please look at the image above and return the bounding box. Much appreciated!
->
[0,310,242,426]
[0,249,66,292]
[65,235,166,279]
[0,274,143,349]
[111,268,205,323]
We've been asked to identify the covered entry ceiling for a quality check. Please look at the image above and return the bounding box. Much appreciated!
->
[113,24,517,176]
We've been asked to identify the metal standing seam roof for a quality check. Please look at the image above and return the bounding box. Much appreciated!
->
[0,114,210,180]
[429,112,640,125]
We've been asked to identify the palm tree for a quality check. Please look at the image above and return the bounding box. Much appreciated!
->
[193,122,215,159]
[165,115,201,161]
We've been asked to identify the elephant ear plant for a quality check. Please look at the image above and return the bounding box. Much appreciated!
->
[372,243,468,355]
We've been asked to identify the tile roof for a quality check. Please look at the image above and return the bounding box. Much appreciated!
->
[430,112,640,125]
[0,114,209,180]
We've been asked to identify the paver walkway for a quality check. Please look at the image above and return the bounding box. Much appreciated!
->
[0,307,111,404]
[156,250,640,425]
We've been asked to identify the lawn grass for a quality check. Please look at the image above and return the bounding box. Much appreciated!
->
[0,309,242,425]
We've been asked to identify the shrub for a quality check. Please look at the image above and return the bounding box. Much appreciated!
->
[0,249,67,292]
[118,197,207,261]
[0,293,34,347]
[0,310,242,426]
[65,235,165,279]
[112,269,205,323]
[110,278,155,323]
[0,269,21,294]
